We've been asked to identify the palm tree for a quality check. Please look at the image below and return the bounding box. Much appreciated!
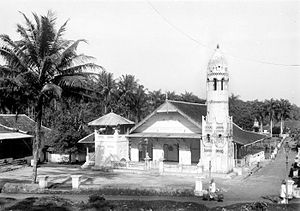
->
[148,89,165,112]
[0,11,101,182]
[97,70,116,114]
[180,91,205,103]
[276,99,292,136]
[131,84,148,123]
[264,98,277,137]
[117,74,138,119]
[251,100,266,133]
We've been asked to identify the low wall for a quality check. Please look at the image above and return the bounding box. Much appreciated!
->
[47,153,85,163]
[247,151,265,166]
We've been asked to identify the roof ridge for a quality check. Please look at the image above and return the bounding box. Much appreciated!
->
[168,100,206,106]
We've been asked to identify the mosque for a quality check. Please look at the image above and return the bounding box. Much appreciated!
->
[80,45,266,173]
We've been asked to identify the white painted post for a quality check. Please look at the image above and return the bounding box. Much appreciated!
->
[71,175,82,189]
[130,143,139,162]
[144,153,151,170]
[194,176,205,196]
[38,176,48,189]
[197,159,204,174]
[159,159,164,174]
[86,147,89,163]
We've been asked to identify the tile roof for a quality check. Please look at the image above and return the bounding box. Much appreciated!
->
[0,114,51,141]
[88,112,134,126]
[232,123,266,146]
[167,100,206,127]
[130,100,266,146]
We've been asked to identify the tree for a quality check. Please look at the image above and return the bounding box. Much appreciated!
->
[131,85,148,122]
[96,70,116,114]
[117,74,138,119]
[264,98,277,137]
[49,102,88,161]
[0,11,101,182]
[180,91,205,104]
[147,89,165,113]
[229,94,253,130]
[166,91,181,101]
[276,99,292,136]
[251,100,266,133]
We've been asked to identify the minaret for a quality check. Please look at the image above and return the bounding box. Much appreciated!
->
[201,45,234,173]
[206,44,229,123]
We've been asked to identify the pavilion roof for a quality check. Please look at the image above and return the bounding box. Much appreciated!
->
[88,112,134,126]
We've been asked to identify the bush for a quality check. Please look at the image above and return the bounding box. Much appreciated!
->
[83,194,114,210]
[272,126,280,135]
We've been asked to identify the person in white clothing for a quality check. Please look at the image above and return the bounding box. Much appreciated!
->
[209,179,216,193]
[280,180,287,204]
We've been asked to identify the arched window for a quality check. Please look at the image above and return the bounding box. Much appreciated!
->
[213,78,217,90]
[221,78,224,90]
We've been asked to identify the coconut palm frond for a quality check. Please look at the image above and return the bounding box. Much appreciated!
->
[18,11,36,33]
[70,54,96,65]
[61,63,103,74]
[54,74,88,89]
[51,19,69,53]
[41,83,62,99]
[59,39,87,60]
[0,46,28,72]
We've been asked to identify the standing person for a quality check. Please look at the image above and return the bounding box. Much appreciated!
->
[209,178,217,200]
[280,180,287,204]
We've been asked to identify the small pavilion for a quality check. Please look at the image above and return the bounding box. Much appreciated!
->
[78,112,134,168]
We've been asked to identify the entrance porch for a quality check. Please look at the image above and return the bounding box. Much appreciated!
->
[128,134,201,165]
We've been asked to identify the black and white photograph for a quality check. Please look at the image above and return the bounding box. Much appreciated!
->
[0,0,299,210]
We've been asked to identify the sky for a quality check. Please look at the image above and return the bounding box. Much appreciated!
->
[1,0,300,105]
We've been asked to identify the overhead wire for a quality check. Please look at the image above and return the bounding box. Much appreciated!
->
[146,0,300,67]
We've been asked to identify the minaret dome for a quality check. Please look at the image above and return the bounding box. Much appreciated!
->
[208,45,228,73]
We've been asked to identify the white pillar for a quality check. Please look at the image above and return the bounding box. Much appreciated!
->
[194,176,205,196]
[179,141,191,165]
[153,142,164,162]
[159,159,164,174]
[86,147,89,163]
[71,175,82,189]
[38,176,48,189]
[130,142,139,162]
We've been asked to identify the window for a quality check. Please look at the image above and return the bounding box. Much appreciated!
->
[221,78,224,90]
[213,78,217,90]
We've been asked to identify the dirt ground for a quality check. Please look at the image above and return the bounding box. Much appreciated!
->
[0,138,299,208]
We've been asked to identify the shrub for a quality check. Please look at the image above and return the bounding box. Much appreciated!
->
[83,194,114,210]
